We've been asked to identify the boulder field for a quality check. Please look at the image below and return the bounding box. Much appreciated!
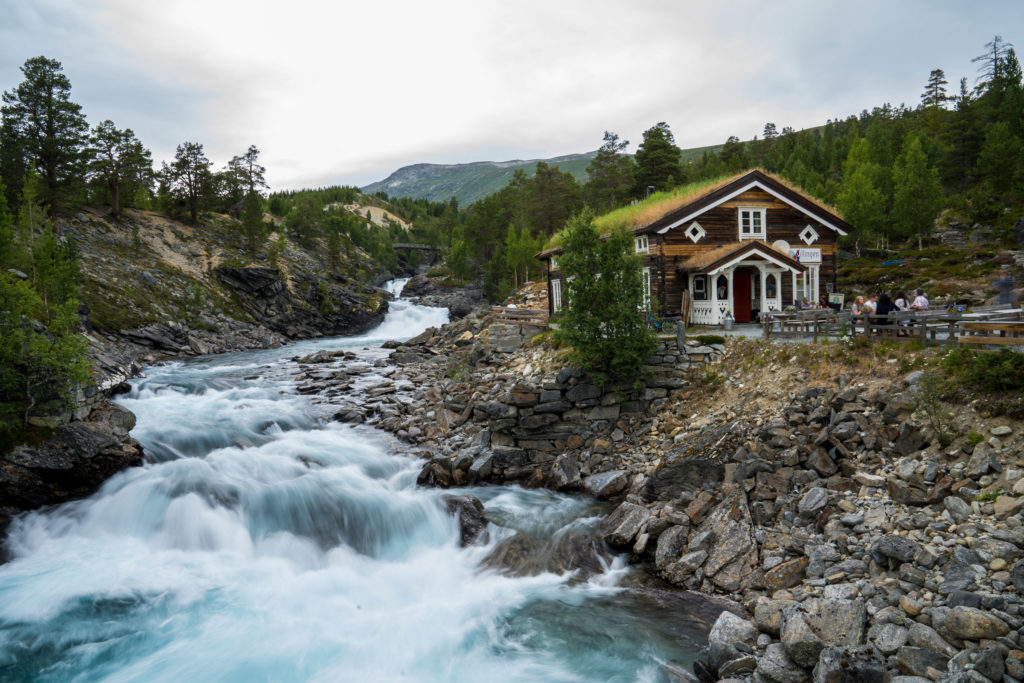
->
[303,306,1024,683]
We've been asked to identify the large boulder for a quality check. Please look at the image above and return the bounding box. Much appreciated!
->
[0,401,143,512]
[643,458,724,502]
[442,494,489,546]
[692,492,758,592]
[702,611,759,676]
[600,502,650,547]
[942,606,1010,640]
[812,646,886,683]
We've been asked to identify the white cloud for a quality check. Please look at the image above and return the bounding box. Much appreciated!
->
[4,0,1023,191]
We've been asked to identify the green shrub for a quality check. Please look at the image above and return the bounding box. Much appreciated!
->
[943,347,1024,393]
[692,334,726,345]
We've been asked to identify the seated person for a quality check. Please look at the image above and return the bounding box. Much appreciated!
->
[851,295,866,318]
[911,289,929,310]
[873,293,896,326]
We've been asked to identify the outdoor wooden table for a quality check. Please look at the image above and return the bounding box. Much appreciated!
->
[957,320,1024,346]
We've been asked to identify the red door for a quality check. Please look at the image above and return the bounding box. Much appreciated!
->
[733,270,752,322]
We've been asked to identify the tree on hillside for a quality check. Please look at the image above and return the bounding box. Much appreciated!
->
[891,135,944,249]
[0,56,88,213]
[558,210,655,386]
[972,35,1014,90]
[977,121,1023,196]
[0,176,13,267]
[921,69,949,109]
[163,142,212,223]
[763,123,778,139]
[230,145,267,196]
[86,121,153,219]
[837,139,886,249]
[584,131,635,212]
[240,191,265,259]
[633,122,682,196]
[525,162,582,236]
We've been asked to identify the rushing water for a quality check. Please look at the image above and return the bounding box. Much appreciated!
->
[0,279,704,682]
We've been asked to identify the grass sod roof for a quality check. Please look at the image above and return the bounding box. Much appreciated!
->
[538,168,848,257]
[677,240,806,273]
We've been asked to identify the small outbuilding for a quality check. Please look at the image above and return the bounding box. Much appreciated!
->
[537,169,854,325]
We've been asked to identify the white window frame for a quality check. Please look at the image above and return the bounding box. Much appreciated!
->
[684,221,706,243]
[551,278,562,312]
[738,207,766,241]
[635,235,649,255]
[642,267,651,309]
[550,256,558,271]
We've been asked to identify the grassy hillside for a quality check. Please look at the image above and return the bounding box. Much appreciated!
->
[363,143,724,206]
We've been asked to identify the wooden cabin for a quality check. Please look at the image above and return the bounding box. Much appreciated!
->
[537,169,854,325]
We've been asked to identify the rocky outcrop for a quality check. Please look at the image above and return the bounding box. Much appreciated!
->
[214,266,388,339]
[1,401,143,535]
[400,274,484,319]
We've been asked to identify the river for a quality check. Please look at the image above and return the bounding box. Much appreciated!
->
[0,280,704,682]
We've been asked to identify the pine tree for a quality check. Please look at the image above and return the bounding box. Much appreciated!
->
[241,190,264,259]
[584,131,635,212]
[837,139,886,247]
[163,141,212,223]
[86,120,153,219]
[634,122,683,196]
[972,35,1014,91]
[0,56,89,213]
[977,121,1023,195]
[891,135,943,248]
[921,69,949,108]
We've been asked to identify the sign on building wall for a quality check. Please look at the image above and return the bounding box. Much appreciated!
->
[789,248,821,263]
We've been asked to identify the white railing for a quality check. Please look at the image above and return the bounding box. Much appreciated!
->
[691,301,717,325]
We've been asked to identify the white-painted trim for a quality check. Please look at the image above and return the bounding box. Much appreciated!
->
[656,180,849,235]
[707,245,804,275]
[551,278,562,312]
[635,235,649,255]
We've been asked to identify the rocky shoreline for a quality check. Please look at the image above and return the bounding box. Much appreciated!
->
[296,305,1024,683]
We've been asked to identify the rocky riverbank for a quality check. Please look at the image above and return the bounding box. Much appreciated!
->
[298,306,1024,683]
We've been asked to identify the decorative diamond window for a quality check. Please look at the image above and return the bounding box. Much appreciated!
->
[799,225,819,245]
[684,221,706,243]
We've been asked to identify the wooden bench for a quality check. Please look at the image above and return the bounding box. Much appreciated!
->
[957,321,1024,346]
[762,309,848,342]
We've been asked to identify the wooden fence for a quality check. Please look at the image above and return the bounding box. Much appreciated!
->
[490,307,549,326]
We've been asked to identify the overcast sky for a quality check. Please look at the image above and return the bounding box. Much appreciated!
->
[1,0,1021,191]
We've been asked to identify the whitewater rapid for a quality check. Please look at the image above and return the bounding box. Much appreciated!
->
[0,279,702,681]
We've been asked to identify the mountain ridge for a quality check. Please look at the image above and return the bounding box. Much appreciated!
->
[362,143,724,206]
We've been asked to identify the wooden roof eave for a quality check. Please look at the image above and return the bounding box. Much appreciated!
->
[676,241,807,275]
[638,169,852,237]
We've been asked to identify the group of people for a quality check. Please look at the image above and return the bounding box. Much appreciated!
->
[798,294,832,310]
[851,288,929,320]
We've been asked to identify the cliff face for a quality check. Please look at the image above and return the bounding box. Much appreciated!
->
[60,206,389,373]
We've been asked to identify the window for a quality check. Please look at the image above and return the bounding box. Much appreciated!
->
[551,279,562,312]
[738,207,766,240]
[635,235,649,255]
[693,275,707,300]
[684,221,706,243]
[550,256,559,271]
[642,268,651,309]
[799,225,819,245]
[716,275,728,300]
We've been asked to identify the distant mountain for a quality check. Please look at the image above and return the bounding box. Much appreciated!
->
[362,144,723,206]
[362,153,597,206]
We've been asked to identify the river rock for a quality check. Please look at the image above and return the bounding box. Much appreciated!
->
[694,492,758,592]
[798,487,828,516]
[763,556,808,592]
[867,621,908,655]
[942,606,1010,640]
[756,643,809,683]
[948,646,1004,682]
[704,611,758,675]
[467,451,494,484]
[870,535,920,567]
[1012,559,1024,593]
[655,525,690,571]
[907,622,957,657]
[812,645,885,683]
[642,458,724,502]
[754,599,793,637]
[782,608,824,668]
[442,494,490,546]
[582,470,629,499]
[944,496,972,523]
[416,458,454,488]
[601,502,650,547]
[550,453,580,490]
[896,646,950,678]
